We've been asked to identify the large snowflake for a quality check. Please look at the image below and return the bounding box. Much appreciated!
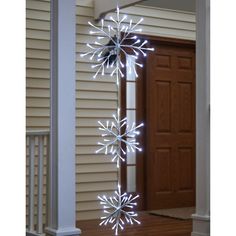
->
[80,6,154,84]
[98,184,140,235]
[96,109,143,168]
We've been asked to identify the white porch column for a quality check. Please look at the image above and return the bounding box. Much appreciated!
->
[45,0,81,235]
[192,0,210,236]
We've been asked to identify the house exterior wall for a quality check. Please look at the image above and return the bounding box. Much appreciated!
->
[26,0,50,225]
[26,0,196,221]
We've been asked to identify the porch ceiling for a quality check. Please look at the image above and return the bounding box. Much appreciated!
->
[139,0,196,12]
[94,0,195,21]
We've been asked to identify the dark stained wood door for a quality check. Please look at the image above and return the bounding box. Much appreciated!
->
[145,41,196,210]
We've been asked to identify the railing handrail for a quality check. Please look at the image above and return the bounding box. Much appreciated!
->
[26,130,50,136]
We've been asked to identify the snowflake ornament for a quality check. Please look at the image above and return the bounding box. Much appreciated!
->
[96,109,144,168]
[81,5,155,235]
[98,184,140,235]
[80,6,154,84]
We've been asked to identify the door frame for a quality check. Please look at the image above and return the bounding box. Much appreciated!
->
[121,35,196,210]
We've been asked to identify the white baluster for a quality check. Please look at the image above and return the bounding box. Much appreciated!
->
[26,130,49,236]
[37,135,44,234]
[46,134,50,227]
[29,136,35,232]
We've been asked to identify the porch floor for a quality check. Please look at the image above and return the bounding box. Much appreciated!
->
[76,211,192,236]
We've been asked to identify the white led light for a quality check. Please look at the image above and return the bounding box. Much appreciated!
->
[82,6,154,235]
[81,6,154,84]
[98,184,140,235]
[96,108,143,168]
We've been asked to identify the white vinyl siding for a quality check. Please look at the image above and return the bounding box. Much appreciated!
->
[26,0,196,221]
[26,0,50,226]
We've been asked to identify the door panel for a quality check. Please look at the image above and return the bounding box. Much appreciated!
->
[146,42,195,210]
[155,81,171,132]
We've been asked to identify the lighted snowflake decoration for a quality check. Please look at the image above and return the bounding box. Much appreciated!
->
[81,5,154,234]
[98,184,140,235]
[80,6,154,84]
[96,109,143,168]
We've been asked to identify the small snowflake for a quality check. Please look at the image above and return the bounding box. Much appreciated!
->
[96,109,143,168]
[98,184,140,235]
[80,6,154,84]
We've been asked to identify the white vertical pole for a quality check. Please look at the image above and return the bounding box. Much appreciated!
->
[37,135,44,234]
[46,134,50,231]
[192,0,210,235]
[45,0,81,235]
[29,136,35,232]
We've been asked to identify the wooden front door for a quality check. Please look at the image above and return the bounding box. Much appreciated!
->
[144,39,196,210]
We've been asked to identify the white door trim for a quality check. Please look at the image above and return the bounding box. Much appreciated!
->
[192,0,210,235]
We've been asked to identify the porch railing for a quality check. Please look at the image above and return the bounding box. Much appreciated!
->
[26,130,50,236]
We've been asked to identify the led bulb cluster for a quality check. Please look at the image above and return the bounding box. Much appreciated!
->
[82,6,154,235]
[96,109,143,168]
[98,184,140,235]
[81,6,154,85]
